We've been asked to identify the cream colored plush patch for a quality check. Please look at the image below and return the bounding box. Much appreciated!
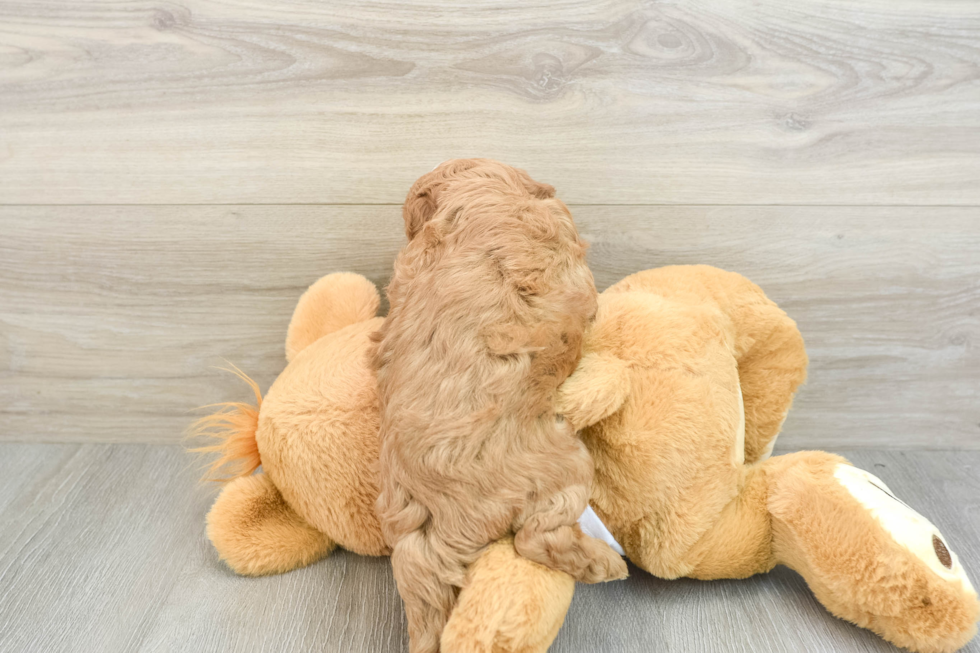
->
[758,414,786,463]
[757,435,776,462]
[834,464,976,595]
[733,376,746,466]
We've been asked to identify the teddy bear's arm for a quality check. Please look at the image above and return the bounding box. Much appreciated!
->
[555,351,631,430]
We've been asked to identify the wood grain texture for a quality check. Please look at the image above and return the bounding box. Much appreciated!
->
[0,205,405,443]
[0,444,977,652]
[2,206,979,448]
[1,0,979,204]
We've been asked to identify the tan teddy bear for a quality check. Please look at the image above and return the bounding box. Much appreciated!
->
[196,265,978,653]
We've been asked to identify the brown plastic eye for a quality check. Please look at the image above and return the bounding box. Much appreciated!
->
[933,535,953,569]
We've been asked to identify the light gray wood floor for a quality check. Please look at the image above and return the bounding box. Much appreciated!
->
[0,443,977,653]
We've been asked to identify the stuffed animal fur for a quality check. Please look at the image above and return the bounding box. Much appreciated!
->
[196,265,979,653]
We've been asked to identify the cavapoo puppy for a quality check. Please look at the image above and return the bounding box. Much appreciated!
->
[374,159,627,652]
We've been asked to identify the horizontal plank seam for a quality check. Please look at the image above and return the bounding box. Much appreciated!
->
[2,203,980,208]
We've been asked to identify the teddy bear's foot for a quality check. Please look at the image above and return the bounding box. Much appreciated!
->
[441,538,575,653]
[207,472,336,576]
[768,451,979,653]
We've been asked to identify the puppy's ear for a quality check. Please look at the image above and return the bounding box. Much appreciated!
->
[512,167,556,200]
[394,218,444,291]
[403,159,481,240]
[403,183,439,241]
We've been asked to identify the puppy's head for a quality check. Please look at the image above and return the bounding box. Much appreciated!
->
[394,160,595,390]
[403,159,555,241]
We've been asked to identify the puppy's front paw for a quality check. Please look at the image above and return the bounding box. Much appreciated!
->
[579,544,628,584]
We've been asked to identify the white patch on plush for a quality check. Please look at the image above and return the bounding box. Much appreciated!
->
[578,505,625,558]
[758,433,776,462]
[733,376,746,465]
[834,464,976,595]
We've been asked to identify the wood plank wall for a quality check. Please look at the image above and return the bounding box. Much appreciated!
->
[1,0,978,448]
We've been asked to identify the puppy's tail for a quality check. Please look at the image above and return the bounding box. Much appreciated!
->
[188,364,263,484]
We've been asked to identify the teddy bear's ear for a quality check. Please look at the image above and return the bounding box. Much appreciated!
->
[285,273,380,362]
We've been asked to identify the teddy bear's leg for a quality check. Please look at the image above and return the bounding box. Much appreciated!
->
[765,451,979,653]
[605,265,808,464]
[285,272,380,362]
[730,307,807,465]
[441,538,575,653]
[684,267,808,465]
[682,452,978,652]
[206,472,336,576]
